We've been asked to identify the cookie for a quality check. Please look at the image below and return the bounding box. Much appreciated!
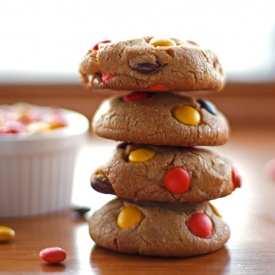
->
[89,198,230,257]
[79,37,225,92]
[92,92,230,146]
[91,144,241,202]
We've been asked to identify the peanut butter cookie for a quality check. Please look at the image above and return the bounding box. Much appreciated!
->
[92,92,230,146]
[89,198,230,257]
[80,37,225,92]
[91,143,241,202]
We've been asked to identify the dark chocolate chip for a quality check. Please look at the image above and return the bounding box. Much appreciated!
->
[197,99,217,115]
[132,62,161,75]
[91,176,115,194]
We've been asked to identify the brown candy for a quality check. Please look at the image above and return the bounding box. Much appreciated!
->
[91,176,115,194]
[132,62,161,75]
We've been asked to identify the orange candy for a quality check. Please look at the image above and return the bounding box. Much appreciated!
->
[0,226,15,242]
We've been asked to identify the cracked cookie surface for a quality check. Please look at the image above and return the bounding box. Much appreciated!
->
[79,36,225,92]
[91,144,241,202]
[92,92,230,146]
[89,198,230,257]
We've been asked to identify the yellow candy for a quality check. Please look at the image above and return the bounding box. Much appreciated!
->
[128,148,156,163]
[173,105,201,126]
[27,121,51,133]
[117,206,143,229]
[149,37,176,47]
[0,226,15,242]
[208,202,222,218]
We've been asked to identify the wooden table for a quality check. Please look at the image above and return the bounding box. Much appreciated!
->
[1,126,275,274]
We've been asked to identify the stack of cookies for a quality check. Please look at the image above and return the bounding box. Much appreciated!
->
[79,37,241,257]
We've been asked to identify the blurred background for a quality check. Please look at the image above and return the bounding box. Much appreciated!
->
[1,0,275,83]
[0,0,275,125]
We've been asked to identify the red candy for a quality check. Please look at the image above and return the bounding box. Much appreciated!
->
[186,40,199,46]
[149,85,168,91]
[188,212,213,238]
[0,121,27,134]
[122,92,149,102]
[232,166,242,190]
[102,73,115,82]
[164,168,190,194]
[39,247,66,264]
[92,40,111,51]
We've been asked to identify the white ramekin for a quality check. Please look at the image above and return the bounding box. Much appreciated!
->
[0,109,89,217]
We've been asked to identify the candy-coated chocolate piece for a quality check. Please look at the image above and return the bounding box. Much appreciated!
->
[117,206,142,229]
[149,37,176,47]
[197,99,217,115]
[232,166,242,190]
[92,40,111,51]
[128,148,156,163]
[72,206,91,216]
[186,40,199,46]
[208,202,222,218]
[164,168,190,194]
[132,62,161,75]
[91,175,115,194]
[173,105,201,125]
[0,103,68,135]
[102,73,115,82]
[188,213,213,238]
[39,247,66,264]
[27,121,51,133]
[0,121,27,134]
[149,85,168,91]
[122,92,149,102]
[0,226,15,242]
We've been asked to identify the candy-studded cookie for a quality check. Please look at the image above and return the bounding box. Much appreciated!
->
[89,198,230,257]
[92,92,229,146]
[79,37,225,92]
[91,144,241,202]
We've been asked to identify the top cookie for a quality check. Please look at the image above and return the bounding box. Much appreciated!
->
[79,37,225,92]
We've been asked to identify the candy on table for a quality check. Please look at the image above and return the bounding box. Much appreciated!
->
[72,205,91,217]
[117,206,143,229]
[188,212,213,238]
[39,247,67,264]
[0,226,15,242]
